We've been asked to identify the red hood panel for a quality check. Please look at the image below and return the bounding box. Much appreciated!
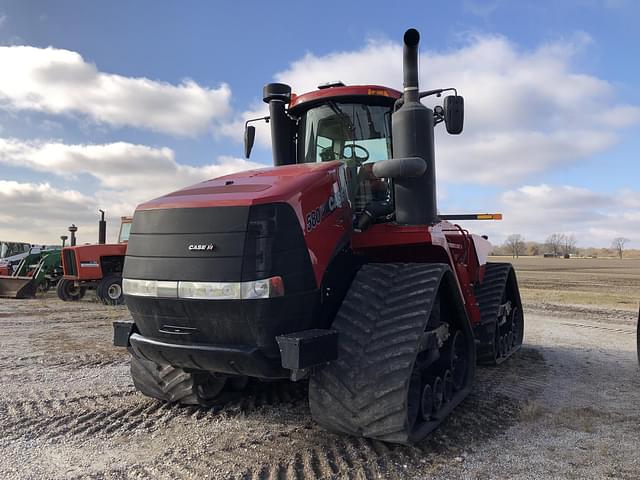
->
[137,161,343,210]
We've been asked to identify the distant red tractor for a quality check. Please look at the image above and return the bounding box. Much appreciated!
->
[58,213,131,304]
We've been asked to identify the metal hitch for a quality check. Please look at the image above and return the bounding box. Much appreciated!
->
[113,320,135,347]
[276,329,338,372]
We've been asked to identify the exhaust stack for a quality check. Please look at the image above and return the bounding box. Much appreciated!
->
[68,224,78,247]
[98,210,106,244]
[391,28,438,225]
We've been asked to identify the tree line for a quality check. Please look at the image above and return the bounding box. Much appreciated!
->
[494,234,631,259]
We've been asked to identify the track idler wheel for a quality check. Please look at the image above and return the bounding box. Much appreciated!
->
[443,370,454,404]
[420,384,434,420]
[431,376,444,413]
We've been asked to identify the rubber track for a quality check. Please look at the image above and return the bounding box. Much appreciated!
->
[309,263,450,444]
[130,350,199,404]
[474,262,520,364]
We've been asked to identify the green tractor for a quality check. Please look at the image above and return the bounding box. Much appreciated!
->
[0,249,63,298]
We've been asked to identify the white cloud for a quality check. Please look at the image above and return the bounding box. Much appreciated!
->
[463,0,503,18]
[223,33,639,185]
[457,184,640,247]
[0,138,264,243]
[0,46,231,136]
[0,181,97,243]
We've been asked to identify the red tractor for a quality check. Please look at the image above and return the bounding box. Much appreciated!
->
[114,29,523,444]
[58,213,131,304]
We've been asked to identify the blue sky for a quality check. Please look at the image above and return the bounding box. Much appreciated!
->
[0,0,638,247]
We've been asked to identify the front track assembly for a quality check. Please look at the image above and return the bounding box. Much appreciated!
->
[308,263,476,445]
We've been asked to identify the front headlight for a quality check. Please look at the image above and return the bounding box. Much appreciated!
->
[122,278,158,297]
[178,281,241,300]
[123,276,284,300]
[123,279,178,298]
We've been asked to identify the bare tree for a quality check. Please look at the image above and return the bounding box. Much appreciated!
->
[562,234,577,257]
[611,237,630,259]
[545,233,565,257]
[505,234,526,258]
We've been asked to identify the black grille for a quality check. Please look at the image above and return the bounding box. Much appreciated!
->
[123,204,315,292]
[62,249,77,276]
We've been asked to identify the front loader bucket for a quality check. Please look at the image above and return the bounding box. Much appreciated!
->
[0,276,37,299]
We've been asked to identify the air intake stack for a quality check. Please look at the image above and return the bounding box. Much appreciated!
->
[392,29,438,225]
[263,83,295,166]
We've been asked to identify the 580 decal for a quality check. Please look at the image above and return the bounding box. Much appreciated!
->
[305,169,350,232]
[306,207,323,231]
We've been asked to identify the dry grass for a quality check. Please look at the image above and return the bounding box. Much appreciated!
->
[490,256,640,311]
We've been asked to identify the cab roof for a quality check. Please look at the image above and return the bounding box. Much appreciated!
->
[289,85,401,111]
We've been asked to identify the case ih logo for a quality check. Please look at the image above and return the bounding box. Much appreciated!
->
[188,244,215,251]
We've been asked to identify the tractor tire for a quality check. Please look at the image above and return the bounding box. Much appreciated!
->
[474,262,524,365]
[130,348,227,406]
[309,263,475,445]
[56,279,86,301]
[97,275,124,305]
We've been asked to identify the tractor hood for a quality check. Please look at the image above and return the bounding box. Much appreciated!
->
[136,161,343,212]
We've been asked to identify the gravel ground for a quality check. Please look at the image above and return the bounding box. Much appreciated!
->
[0,294,638,479]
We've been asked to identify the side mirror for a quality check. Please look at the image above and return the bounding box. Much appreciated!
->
[244,125,256,158]
[444,95,464,134]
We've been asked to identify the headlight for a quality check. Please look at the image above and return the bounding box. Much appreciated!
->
[123,279,178,298]
[178,281,241,300]
[123,276,284,300]
[123,278,157,297]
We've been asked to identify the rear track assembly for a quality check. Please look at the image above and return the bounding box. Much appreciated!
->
[474,262,524,365]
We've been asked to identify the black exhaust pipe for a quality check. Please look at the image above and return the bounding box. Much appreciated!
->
[263,83,295,167]
[391,28,438,225]
[68,224,78,247]
[402,28,420,104]
[98,209,106,244]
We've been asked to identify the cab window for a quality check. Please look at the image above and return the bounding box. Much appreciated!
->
[297,101,393,213]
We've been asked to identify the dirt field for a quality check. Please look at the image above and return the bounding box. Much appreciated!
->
[0,258,639,479]
[500,256,640,311]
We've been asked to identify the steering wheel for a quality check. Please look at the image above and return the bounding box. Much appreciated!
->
[342,144,369,164]
[319,146,338,162]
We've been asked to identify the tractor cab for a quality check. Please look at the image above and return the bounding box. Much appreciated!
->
[117,216,133,243]
[246,85,403,224]
[292,87,398,215]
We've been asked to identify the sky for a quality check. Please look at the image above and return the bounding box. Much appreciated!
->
[0,0,638,248]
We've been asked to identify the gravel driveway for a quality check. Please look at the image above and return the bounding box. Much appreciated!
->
[0,296,638,479]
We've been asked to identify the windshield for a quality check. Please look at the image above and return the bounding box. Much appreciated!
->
[0,242,30,259]
[118,222,132,243]
[297,102,393,212]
